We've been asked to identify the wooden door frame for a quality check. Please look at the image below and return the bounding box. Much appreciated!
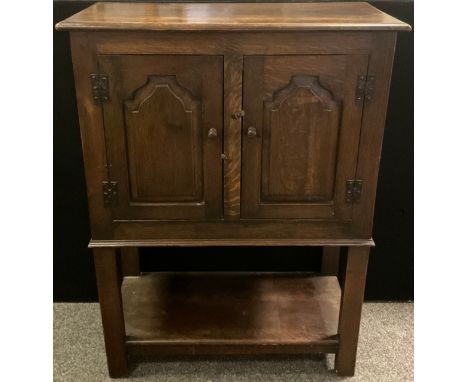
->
[240,54,369,220]
[98,54,225,221]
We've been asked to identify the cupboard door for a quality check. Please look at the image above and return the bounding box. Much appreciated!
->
[99,55,223,220]
[242,55,368,220]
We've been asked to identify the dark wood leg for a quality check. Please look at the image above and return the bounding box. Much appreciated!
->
[321,246,340,276]
[335,246,369,377]
[94,248,129,378]
[120,247,140,277]
[337,246,348,288]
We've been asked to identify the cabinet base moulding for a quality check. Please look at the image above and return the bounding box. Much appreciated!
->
[89,238,375,248]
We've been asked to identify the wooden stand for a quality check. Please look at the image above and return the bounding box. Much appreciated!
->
[56,2,410,378]
[93,244,369,377]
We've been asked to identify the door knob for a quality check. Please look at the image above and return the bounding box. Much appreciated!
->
[208,128,218,138]
[247,126,257,138]
[232,110,245,120]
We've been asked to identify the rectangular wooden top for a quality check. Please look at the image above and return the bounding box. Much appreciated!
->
[55,2,411,32]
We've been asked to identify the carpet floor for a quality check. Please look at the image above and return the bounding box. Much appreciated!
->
[54,302,413,382]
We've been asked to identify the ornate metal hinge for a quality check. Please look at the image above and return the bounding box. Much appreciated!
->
[90,74,109,105]
[355,75,375,105]
[102,181,118,206]
[345,180,363,203]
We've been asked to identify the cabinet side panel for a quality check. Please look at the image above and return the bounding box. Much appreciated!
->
[352,32,397,236]
[70,32,112,237]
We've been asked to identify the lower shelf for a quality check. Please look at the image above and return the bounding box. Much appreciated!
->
[122,272,341,355]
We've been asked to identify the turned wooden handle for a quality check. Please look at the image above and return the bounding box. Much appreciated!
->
[232,110,245,119]
[208,128,218,138]
[247,126,257,138]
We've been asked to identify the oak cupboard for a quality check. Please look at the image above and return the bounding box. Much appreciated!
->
[56,2,411,378]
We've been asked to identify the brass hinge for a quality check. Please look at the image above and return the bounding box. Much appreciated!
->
[90,74,109,105]
[345,180,363,203]
[355,75,375,105]
[102,181,118,206]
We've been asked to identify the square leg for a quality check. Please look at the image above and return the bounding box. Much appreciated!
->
[335,246,370,376]
[94,247,129,377]
[120,247,140,277]
[321,246,340,276]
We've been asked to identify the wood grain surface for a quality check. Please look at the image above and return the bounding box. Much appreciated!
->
[223,54,243,217]
[122,272,341,354]
[241,54,368,220]
[98,54,224,220]
[56,2,411,31]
